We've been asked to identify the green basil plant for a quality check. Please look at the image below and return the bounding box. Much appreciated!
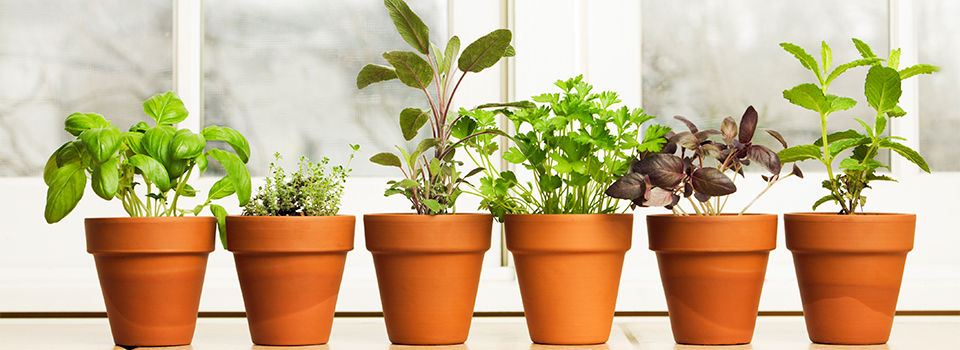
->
[44,91,252,243]
[357,0,516,215]
[777,39,938,214]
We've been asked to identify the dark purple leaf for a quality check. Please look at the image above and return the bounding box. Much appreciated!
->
[765,129,788,149]
[683,181,693,197]
[791,164,804,178]
[605,172,645,200]
[662,142,678,154]
[690,168,736,196]
[694,192,711,202]
[746,145,782,174]
[644,187,677,207]
[674,115,698,133]
[699,143,722,158]
[636,153,685,188]
[738,106,758,144]
[695,129,720,142]
[670,131,699,150]
[761,175,770,182]
[721,116,737,141]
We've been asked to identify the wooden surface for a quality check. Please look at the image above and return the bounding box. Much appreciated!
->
[0,316,957,349]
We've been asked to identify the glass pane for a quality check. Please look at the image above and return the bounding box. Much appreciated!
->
[641,1,888,171]
[917,2,959,171]
[0,1,172,176]
[204,0,447,176]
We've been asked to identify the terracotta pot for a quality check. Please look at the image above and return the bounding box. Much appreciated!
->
[364,213,492,345]
[226,215,355,345]
[785,212,915,345]
[504,214,632,345]
[647,214,776,345]
[85,217,215,347]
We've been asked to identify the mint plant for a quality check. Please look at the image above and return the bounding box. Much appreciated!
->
[357,0,515,215]
[466,76,668,220]
[605,106,801,215]
[44,92,251,241]
[777,39,938,214]
[243,147,358,217]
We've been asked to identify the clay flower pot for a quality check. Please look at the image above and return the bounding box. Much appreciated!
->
[504,214,632,345]
[785,212,915,345]
[226,215,355,345]
[85,217,215,347]
[364,213,492,345]
[647,214,777,345]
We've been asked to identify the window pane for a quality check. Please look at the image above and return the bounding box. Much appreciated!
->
[641,1,888,170]
[917,2,959,171]
[0,1,172,176]
[204,0,447,176]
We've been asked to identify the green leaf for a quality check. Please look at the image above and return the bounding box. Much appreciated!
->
[208,177,235,200]
[503,45,515,57]
[91,157,119,200]
[142,91,188,125]
[210,204,228,249]
[780,42,823,83]
[356,64,398,89]
[128,154,171,192]
[195,153,208,173]
[475,101,536,109]
[458,29,512,73]
[169,129,206,159]
[887,48,901,69]
[179,184,196,197]
[44,162,86,223]
[383,51,434,89]
[383,0,430,54]
[825,58,883,85]
[899,64,940,80]
[879,140,930,172]
[839,158,865,171]
[814,129,862,147]
[121,132,146,155]
[64,113,109,136]
[827,137,870,158]
[370,152,402,167]
[887,105,907,118]
[79,126,121,163]
[45,141,85,185]
[827,95,857,113]
[783,83,829,113]
[142,125,175,162]
[399,108,429,141]
[442,36,460,75]
[821,41,832,73]
[129,121,150,133]
[207,148,252,205]
[865,65,902,113]
[397,178,419,188]
[410,138,442,164]
[852,38,876,58]
[201,126,250,163]
[503,147,525,163]
[451,116,477,139]
[422,199,442,212]
[777,144,822,163]
[812,194,836,211]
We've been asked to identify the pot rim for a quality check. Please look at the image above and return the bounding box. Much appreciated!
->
[647,213,776,218]
[784,212,916,222]
[364,212,491,217]
[504,213,633,219]
[85,216,216,223]
[226,214,355,220]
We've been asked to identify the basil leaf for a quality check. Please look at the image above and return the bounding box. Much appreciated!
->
[207,148,251,205]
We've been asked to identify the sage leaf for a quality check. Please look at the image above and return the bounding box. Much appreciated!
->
[357,64,398,89]
[383,51,434,89]
[384,0,430,54]
[458,29,512,73]
[370,152,402,167]
[399,108,429,140]
[443,36,460,74]
[422,199,442,212]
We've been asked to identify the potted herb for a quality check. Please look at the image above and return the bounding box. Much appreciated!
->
[777,39,938,345]
[355,0,514,344]
[43,92,251,347]
[465,76,661,345]
[226,150,357,346]
[606,106,800,345]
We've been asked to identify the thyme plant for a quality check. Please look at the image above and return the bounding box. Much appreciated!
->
[243,147,358,217]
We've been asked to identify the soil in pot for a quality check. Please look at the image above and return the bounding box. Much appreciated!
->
[227,215,355,346]
[505,214,632,345]
[86,217,215,347]
[647,214,777,345]
[364,213,492,345]
[785,212,915,345]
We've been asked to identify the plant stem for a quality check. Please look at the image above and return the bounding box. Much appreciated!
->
[166,165,194,216]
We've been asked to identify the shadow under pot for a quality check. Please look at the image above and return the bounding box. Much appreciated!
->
[85,216,215,347]
[364,213,492,345]
[226,215,355,346]
[784,212,915,345]
[647,214,777,345]
[504,214,633,345]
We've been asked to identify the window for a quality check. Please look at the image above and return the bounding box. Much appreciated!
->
[917,1,959,171]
